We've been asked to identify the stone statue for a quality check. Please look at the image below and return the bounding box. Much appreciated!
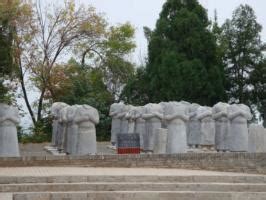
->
[58,105,71,152]
[212,102,230,152]
[117,105,132,134]
[248,124,266,153]
[188,103,201,149]
[125,105,136,134]
[161,102,189,153]
[71,104,99,155]
[142,103,163,152]
[197,106,215,150]
[228,104,252,152]
[109,102,125,146]
[51,102,68,147]
[0,103,20,157]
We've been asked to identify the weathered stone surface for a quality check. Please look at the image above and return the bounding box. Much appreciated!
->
[197,106,215,148]
[153,128,168,154]
[0,104,20,157]
[117,105,132,134]
[109,103,125,145]
[161,102,189,153]
[134,106,146,149]
[248,124,266,153]
[228,104,252,152]
[125,106,137,134]
[71,105,99,155]
[142,103,163,152]
[188,103,201,148]
[212,102,230,152]
[51,102,68,147]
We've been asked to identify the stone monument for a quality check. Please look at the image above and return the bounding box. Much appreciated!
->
[125,105,136,134]
[162,102,189,153]
[109,102,125,146]
[212,102,230,152]
[71,104,99,155]
[248,124,266,153]
[117,105,132,134]
[228,104,252,152]
[142,103,163,152]
[0,103,20,157]
[197,106,215,150]
[188,103,201,149]
[51,102,68,147]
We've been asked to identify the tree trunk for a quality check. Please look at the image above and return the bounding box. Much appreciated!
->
[37,88,45,122]
[19,62,36,125]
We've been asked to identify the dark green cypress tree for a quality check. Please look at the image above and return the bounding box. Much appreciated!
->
[146,0,226,105]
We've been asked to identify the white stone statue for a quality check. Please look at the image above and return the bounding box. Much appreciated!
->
[197,106,215,149]
[161,102,189,153]
[109,102,125,146]
[212,102,230,152]
[71,104,99,155]
[228,104,252,152]
[117,105,132,134]
[248,124,266,153]
[153,128,168,154]
[51,102,68,147]
[188,103,201,148]
[0,103,20,157]
[134,106,146,150]
[58,105,71,152]
[125,105,136,134]
[142,103,163,152]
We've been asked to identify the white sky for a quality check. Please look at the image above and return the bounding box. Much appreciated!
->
[19,0,266,128]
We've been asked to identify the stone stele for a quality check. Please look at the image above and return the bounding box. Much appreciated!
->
[51,102,68,147]
[109,102,125,146]
[162,101,189,153]
[0,103,20,157]
[228,104,252,152]
[142,103,164,152]
[212,102,230,152]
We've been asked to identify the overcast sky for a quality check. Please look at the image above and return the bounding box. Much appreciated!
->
[76,0,266,64]
[20,0,266,128]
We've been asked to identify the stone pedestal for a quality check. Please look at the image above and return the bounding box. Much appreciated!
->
[0,104,20,157]
[153,128,168,154]
[248,124,266,153]
[142,103,163,152]
[197,106,215,149]
[212,102,230,152]
[228,104,252,152]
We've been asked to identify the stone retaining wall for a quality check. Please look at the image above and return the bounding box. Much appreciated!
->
[0,153,266,174]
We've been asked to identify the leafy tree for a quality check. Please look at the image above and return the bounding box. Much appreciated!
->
[53,59,113,141]
[221,4,265,107]
[145,0,226,105]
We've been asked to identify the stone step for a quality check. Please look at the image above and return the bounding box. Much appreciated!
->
[2,182,266,193]
[12,191,266,200]
[1,175,266,184]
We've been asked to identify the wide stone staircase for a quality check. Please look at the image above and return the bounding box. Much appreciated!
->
[1,167,266,200]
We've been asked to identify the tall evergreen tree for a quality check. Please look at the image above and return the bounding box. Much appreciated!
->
[221,4,265,106]
[145,0,226,105]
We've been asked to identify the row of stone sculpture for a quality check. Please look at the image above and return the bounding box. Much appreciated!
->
[109,101,254,153]
[0,103,20,157]
[51,102,99,155]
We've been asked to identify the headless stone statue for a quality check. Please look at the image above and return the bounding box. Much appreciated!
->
[188,103,201,148]
[51,102,68,147]
[109,102,125,146]
[248,124,266,153]
[212,102,230,152]
[72,105,99,155]
[228,104,252,152]
[142,103,163,152]
[197,106,215,150]
[125,105,136,134]
[117,105,131,134]
[58,106,70,152]
[0,104,20,157]
[133,106,146,150]
[161,102,189,153]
